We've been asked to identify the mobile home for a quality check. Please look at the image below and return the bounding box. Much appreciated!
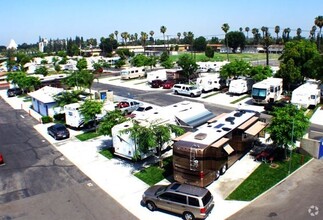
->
[146,69,167,84]
[229,77,254,95]
[196,74,225,92]
[172,109,267,187]
[120,67,146,80]
[291,79,321,109]
[251,78,283,104]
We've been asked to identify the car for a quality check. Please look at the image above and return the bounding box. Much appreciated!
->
[47,124,70,140]
[142,182,214,220]
[131,105,154,118]
[115,100,141,114]
[151,79,165,88]
[7,88,23,97]
[162,80,176,89]
[172,84,202,97]
[0,153,5,166]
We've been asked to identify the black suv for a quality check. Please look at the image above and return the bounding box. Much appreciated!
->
[7,88,23,97]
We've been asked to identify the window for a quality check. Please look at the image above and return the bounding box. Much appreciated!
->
[159,192,173,201]
[311,95,316,99]
[188,197,199,207]
[171,194,187,204]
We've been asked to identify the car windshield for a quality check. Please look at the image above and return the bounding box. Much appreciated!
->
[56,125,66,131]
[155,185,167,195]
[189,86,198,90]
[252,88,267,97]
[136,107,145,112]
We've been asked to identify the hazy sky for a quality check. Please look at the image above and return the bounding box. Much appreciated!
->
[1,0,322,46]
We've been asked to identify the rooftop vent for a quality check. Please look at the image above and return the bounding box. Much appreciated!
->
[194,133,207,140]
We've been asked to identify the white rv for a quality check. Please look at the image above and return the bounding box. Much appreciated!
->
[291,79,321,109]
[120,67,146,80]
[146,69,168,83]
[196,74,225,92]
[197,61,229,72]
[229,77,254,95]
[251,78,283,104]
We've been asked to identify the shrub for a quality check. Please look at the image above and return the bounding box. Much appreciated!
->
[41,116,53,124]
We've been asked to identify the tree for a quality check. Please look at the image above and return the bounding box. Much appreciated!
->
[193,36,207,52]
[34,66,48,76]
[314,15,323,50]
[114,30,119,42]
[79,100,104,128]
[205,46,214,59]
[131,54,148,67]
[98,110,128,136]
[54,64,61,73]
[54,90,84,107]
[76,58,87,71]
[177,32,181,43]
[225,31,246,53]
[252,28,260,44]
[219,60,252,79]
[266,104,310,159]
[261,26,268,38]
[140,32,148,49]
[275,25,280,42]
[249,65,273,82]
[176,54,198,81]
[245,27,250,39]
[6,72,40,93]
[221,23,230,61]
[63,70,94,91]
[160,25,167,51]
[149,30,154,45]
[275,59,302,90]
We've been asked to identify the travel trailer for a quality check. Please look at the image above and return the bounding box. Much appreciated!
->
[172,109,267,187]
[291,79,321,109]
[146,69,167,84]
[197,61,229,73]
[251,78,283,104]
[196,74,225,92]
[120,67,146,80]
[228,77,254,95]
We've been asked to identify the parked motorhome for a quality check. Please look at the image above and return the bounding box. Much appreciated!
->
[197,61,229,72]
[120,67,146,80]
[229,77,254,95]
[291,79,321,109]
[196,74,225,92]
[251,78,283,104]
[172,109,267,187]
[146,69,167,84]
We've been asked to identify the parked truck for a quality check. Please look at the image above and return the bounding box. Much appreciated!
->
[172,109,267,187]
[291,79,321,109]
[251,78,283,104]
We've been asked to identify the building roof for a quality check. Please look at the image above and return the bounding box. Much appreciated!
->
[28,86,64,104]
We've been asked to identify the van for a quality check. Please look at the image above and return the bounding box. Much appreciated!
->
[172,84,202,97]
[142,182,214,220]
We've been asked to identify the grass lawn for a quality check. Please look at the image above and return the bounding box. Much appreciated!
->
[230,95,251,104]
[226,152,312,201]
[134,156,173,186]
[99,148,114,159]
[76,131,102,141]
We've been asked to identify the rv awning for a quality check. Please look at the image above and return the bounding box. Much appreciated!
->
[224,144,234,155]
[245,121,267,136]
[176,109,215,128]
[238,116,258,130]
[210,137,230,148]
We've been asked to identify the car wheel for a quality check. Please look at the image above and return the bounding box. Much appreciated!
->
[183,211,195,220]
[215,170,220,180]
[220,163,228,175]
[174,91,178,95]
[146,201,156,211]
[190,93,194,97]
[54,135,58,140]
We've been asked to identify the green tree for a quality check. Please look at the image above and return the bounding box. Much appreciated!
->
[35,66,48,76]
[79,100,104,127]
[76,58,87,71]
[193,36,207,52]
[314,15,323,50]
[225,31,245,53]
[176,54,198,81]
[131,54,148,67]
[221,23,230,61]
[249,65,273,82]
[54,90,84,107]
[275,59,302,91]
[160,25,167,51]
[220,60,252,79]
[266,104,310,159]
[245,27,250,39]
[63,70,94,91]
[275,25,280,42]
[19,76,41,93]
[160,58,174,69]
[205,46,214,59]
[98,110,128,137]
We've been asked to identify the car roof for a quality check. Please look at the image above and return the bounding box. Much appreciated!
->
[168,182,208,197]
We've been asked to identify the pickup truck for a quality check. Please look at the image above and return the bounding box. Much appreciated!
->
[115,101,141,114]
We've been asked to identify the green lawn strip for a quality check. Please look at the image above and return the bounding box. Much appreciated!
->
[306,104,322,118]
[76,131,102,141]
[134,81,147,85]
[134,156,173,186]
[226,152,312,201]
[230,95,250,104]
[202,91,221,99]
[99,148,114,159]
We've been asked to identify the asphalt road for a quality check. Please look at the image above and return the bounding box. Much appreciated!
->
[0,97,138,220]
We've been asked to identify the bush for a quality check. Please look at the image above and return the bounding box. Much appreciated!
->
[41,116,53,124]
[53,113,65,122]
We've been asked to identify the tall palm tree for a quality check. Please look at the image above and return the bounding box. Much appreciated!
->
[221,23,230,61]
[149,30,154,45]
[187,31,194,53]
[160,25,167,52]
[283,28,291,42]
[114,30,119,43]
[134,33,138,44]
[140,32,148,51]
[130,34,135,45]
[121,32,129,47]
[245,27,250,39]
[109,33,115,52]
[261,26,268,38]
[239,27,243,32]
[296,28,302,39]
[314,15,323,49]
[177,32,181,43]
[275,25,280,40]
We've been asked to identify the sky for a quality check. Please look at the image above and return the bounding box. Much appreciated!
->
[1,0,322,46]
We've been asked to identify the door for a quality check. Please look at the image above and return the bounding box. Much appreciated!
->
[319,138,323,159]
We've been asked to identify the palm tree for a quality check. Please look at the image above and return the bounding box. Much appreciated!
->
[121,32,129,47]
[109,33,115,52]
[239,27,243,32]
[275,25,280,40]
[160,25,167,52]
[296,28,302,39]
[245,27,250,39]
[221,23,230,61]
[134,33,138,44]
[314,15,323,49]
[114,30,119,43]
[283,28,291,42]
[140,32,148,52]
[261,26,268,38]
[149,30,154,46]
[177,32,181,43]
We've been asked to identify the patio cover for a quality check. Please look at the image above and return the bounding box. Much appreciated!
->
[245,121,267,136]
[175,108,215,128]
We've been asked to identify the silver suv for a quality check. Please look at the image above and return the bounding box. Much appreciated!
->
[172,84,202,97]
[142,182,214,220]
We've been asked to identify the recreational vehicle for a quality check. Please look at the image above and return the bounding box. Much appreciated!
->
[228,77,254,95]
[251,78,283,104]
[146,69,167,84]
[291,79,321,109]
[172,109,267,187]
[120,67,146,80]
[196,74,225,92]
